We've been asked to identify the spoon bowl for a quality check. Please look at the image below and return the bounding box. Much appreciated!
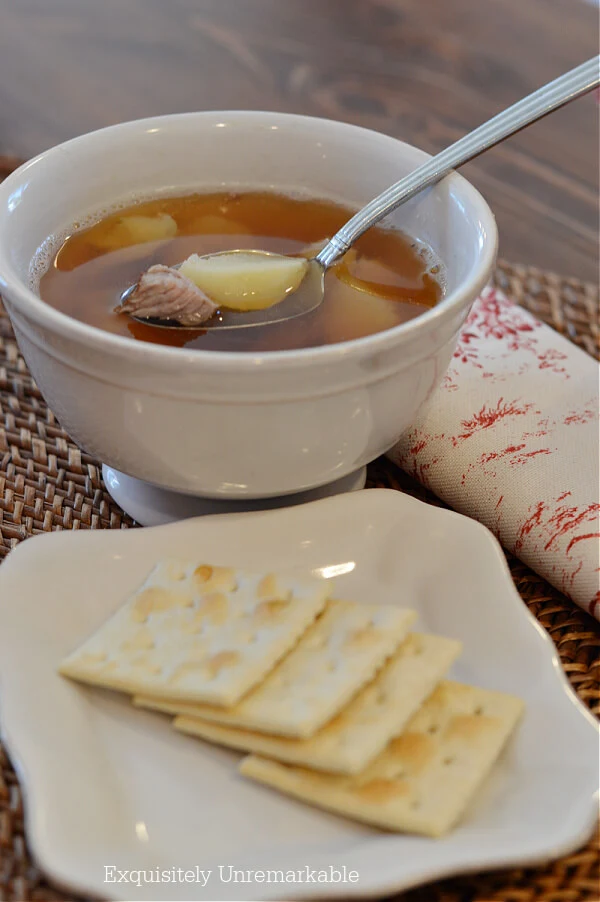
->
[121,256,325,330]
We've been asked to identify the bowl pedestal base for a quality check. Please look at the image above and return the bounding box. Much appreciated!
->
[102,465,367,526]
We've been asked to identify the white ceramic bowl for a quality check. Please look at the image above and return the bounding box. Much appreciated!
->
[0,112,497,499]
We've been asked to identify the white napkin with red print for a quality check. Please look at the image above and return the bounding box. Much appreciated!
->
[387,287,600,619]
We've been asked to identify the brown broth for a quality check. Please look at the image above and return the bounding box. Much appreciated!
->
[39,191,443,352]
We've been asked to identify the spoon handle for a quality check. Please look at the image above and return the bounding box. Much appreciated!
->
[316,56,600,269]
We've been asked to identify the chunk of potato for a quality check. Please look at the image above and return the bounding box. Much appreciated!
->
[186,214,251,236]
[179,251,308,311]
[92,213,178,250]
[323,277,401,343]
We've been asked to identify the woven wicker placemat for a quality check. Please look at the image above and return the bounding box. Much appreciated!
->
[0,156,598,902]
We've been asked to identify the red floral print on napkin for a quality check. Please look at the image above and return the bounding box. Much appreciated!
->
[388,287,599,619]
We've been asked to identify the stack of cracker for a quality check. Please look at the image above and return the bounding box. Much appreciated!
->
[60,560,524,837]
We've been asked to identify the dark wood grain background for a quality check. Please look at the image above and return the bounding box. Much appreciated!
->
[0,0,598,280]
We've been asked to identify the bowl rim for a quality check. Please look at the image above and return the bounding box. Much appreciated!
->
[0,111,498,370]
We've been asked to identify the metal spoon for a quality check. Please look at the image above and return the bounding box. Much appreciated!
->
[122,55,599,331]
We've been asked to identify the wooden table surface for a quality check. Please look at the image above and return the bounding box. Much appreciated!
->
[0,0,598,281]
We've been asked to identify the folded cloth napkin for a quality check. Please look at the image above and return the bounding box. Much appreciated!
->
[387,286,600,620]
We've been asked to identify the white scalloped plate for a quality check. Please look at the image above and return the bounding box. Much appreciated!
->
[0,489,597,901]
